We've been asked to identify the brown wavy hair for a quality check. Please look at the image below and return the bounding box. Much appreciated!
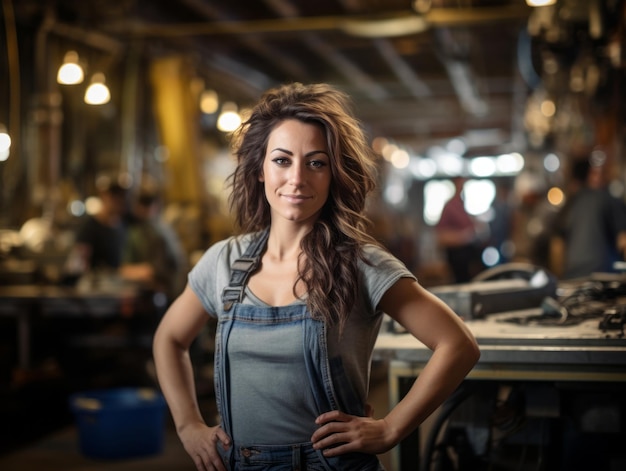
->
[227,82,380,330]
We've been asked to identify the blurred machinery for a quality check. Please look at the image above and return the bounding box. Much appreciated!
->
[429,263,558,320]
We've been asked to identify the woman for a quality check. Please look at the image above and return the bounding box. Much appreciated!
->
[153,82,480,471]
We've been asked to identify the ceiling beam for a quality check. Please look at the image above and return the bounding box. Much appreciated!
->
[262,0,390,102]
[101,6,531,38]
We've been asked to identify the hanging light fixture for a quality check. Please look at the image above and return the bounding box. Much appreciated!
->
[525,0,557,6]
[0,123,11,162]
[84,72,110,105]
[57,51,84,85]
[216,101,241,132]
[200,89,219,115]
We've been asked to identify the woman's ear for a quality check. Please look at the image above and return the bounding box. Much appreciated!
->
[258,172,265,182]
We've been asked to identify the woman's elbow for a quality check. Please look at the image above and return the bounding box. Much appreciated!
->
[462,335,481,369]
[152,324,167,358]
[152,320,179,357]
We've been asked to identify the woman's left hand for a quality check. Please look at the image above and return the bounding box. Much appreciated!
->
[311,410,395,456]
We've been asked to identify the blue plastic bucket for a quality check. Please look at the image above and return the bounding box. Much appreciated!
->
[69,387,167,460]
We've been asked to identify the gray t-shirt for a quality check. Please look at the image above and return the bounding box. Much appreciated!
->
[189,233,416,440]
[555,187,626,279]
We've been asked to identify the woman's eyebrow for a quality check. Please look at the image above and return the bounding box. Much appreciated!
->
[270,148,329,158]
[270,147,293,155]
[306,150,329,158]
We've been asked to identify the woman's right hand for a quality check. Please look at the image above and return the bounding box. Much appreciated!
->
[179,422,231,471]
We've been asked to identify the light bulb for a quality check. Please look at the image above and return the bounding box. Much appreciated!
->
[0,125,10,162]
[525,0,557,6]
[217,102,241,132]
[84,72,110,105]
[57,51,84,85]
[200,89,219,114]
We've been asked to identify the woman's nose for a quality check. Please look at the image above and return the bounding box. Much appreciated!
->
[288,161,305,184]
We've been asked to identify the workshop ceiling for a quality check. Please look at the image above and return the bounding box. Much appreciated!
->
[11,0,625,155]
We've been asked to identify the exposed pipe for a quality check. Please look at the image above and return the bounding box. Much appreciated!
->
[372,38,432,98]
[101,6,531,38]
[50,22,124,56]
[1,0,21,226]
[33,6,61,221]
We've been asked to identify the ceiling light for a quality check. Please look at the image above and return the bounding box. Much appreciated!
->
[0,123,11,162]
[341,15,429,38]
[217,101,241,132]
[57,51,84,85]
[200,89,219,114]
[84,72,110,105]
[525,0,557,6]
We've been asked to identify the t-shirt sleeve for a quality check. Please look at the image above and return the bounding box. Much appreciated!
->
[607,194,626,234]
[188,238,232,317]
[359,245,417,312]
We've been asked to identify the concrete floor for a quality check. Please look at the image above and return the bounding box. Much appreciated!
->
[0,424,198,471]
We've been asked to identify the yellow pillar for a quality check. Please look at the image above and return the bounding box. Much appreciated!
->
[149,56,203,204]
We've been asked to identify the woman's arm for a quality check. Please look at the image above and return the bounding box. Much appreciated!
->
[376,277,480,444]
[153,284,230,471]
[312,276,480,455]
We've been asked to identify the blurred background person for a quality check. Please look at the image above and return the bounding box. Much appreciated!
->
[63,180,129,283]
[550,154,626,279]
[436,176,485,283]
[119,190,188,303]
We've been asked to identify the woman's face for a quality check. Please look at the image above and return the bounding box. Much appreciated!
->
[260,119,331,226]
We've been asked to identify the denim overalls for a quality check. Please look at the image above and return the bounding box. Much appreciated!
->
[215,229,384,471]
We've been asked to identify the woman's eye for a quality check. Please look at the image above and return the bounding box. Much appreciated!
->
[272,157,290,165]
[309,160,327,169]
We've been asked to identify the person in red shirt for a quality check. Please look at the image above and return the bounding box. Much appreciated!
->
[436,176,484,283]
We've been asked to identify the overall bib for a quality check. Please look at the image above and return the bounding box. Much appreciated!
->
[215,230,384,471]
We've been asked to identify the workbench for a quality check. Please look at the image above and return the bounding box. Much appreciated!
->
[0,279,159,379]
[375,308,626,470]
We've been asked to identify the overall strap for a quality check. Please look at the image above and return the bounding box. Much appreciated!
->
[222,228,270,311]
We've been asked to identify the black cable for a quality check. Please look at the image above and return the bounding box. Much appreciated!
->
[420,383,476,471]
